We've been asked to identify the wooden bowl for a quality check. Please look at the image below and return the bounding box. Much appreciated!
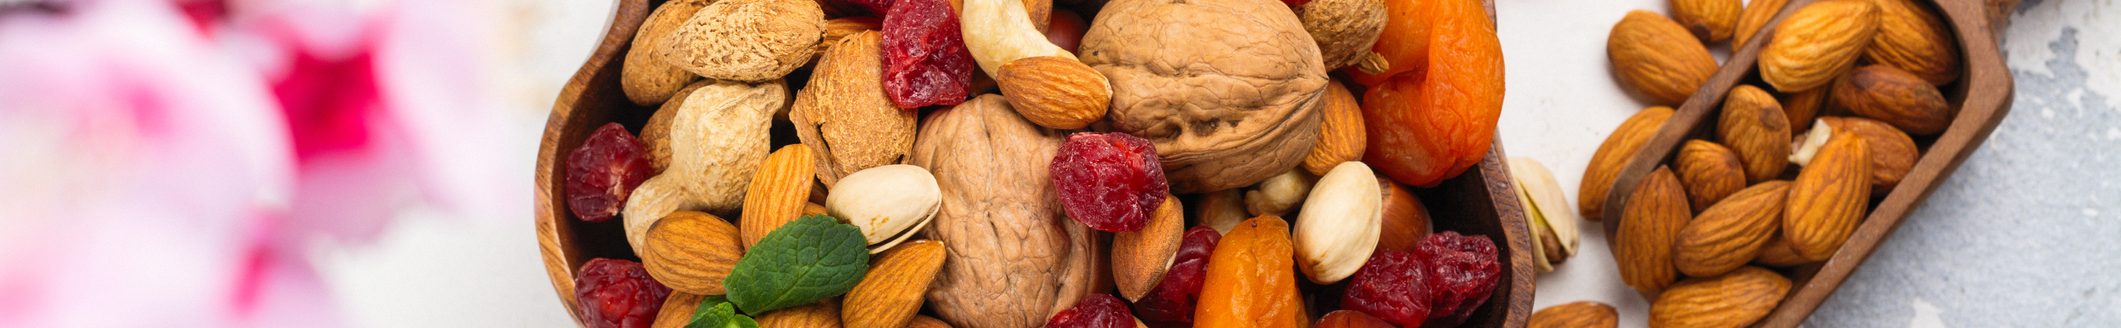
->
[533,0,1531,325]
[1597,0,2011,325]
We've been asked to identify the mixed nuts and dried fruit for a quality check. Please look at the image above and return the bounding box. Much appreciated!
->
[1554,0,1963,325]
[558,0,1512,326]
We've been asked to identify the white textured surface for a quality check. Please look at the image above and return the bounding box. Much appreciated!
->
[316,0,2121,326]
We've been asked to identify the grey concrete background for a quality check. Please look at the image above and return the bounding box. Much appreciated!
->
[1807,0,2121,326]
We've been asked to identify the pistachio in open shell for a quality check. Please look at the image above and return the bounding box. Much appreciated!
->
[825,164,942,254]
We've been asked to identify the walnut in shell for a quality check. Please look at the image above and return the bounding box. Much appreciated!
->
[793,31,917,187]
[658,0,826,82]
[1079,0,1329,193]
[909,95,1096,328]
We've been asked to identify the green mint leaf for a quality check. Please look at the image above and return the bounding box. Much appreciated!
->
[684,297,757,328]
[723,215,871,315]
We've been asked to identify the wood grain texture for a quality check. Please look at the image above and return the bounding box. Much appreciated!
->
[541,0,1531,326]
[1599,0,2012,325]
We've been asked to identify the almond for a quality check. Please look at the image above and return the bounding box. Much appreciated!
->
[1778,85,1829,132]
[1674,140,1748,213]
[758,299,842,328]
[1730,0,1788,48]
[908,316,951,328]
[652,292,706,328]
[1529,301,1619,328]
[741,144,819,249]
[995,56,1112,130]
[1866,0,1962,84]
[1673,181,1790,277]
[842,240,947,328]
[1616,166,1691,295]
[1649,267,1792,327]
[1582,106,1676,221]
[1717,85,1793,182]
[1114,197,1184,301]
[1375,178,1432,252]
[1821,116,1919,195]
[642,211,744,295]
[1832,65,1954,136]
[1609,11,1719,105]
[1302,81,1368,176]
[1785,133,1870,261]
[1753,235,1814,266]
[1759,0,1880,92]
[1670,0,1742,42]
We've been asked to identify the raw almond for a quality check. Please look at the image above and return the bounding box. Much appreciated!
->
[1730,0,1788,48]
[1616,167,1691,295]
[1759,0,1880,92]
[1529,301,1619,328]
[1302,81,1368,176]
[1753,235,1814,266]
[1375,178,1432,252]
[1717,85,1792,182]
[1649,267,1792,327]
[1674,140,1747,213]
[1832,65,1954,136]
[1821,116,1919,195]
[843,240,948,328]
[1785,133,1871,261]
[1673,181,1790,277]
[1114,197,1184,301]
[1582,106,1677,221]
[1779,85,1829,132]
[652,292,706,328]
[642,211,744,295]
[741,145,819,249]
[1866,0,1962,84]
[758,299,842,328]
[1609,11,1719,105]
[908,316,951,328]
[1670,0,1742,42]
[995,56,1112,130]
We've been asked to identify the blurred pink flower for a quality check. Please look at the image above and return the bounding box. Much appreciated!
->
[0,0,511,325]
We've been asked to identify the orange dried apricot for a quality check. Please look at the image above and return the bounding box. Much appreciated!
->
[1348,0,1434,86]
[1358,0,1505,187]
[1194,216,1309,328]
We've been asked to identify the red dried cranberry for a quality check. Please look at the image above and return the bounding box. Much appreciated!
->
[1047,294,1136,328]
[1050,132,1168,232]
[846,0,893,14]
[566,123,652,223]
[1134,226,1220,324]
[879,0,972,109]
[1341,250,1432,327]
[574,258,671,328]
[1282,0,1313,6]
[1418,231,1501,325]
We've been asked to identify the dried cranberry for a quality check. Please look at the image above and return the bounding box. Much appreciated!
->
[1050,132,1168,232]
[1341,250,1432,327]
[1047,294,1136,328]
[1418,231,1501,325]
[1134,226,1221,324]
[879,0,972,109]
[566,123,652,223]
[846,0,892,14]
[574,258,671,328]
[1282,0,1313,6]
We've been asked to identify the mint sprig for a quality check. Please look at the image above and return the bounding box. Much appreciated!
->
[722,215,870,315]
[685,296,757,328]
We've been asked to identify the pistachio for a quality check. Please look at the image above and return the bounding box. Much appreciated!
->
[1292,162,1383,284]
[1508,157,1580,273]
[825,164,942,254]
[1245,168,1318,217]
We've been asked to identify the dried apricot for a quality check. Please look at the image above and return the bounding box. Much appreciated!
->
[1195,216,1308,328]
[1357,0,1504,187]
[1346,0,1432,86]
